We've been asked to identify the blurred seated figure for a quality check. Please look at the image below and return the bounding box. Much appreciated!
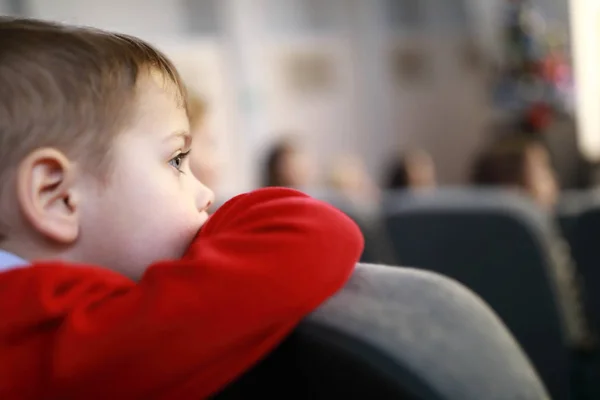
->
[187,90,221,191]
[471,136,559,211]
[385,149,437,191]
[472,136,595,353]
[328,154,380,208]
[262,136,315,189]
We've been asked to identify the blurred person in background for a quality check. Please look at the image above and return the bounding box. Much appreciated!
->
[471,136,558,210]
[384,149,437,191]
[262,136,315,189]
[328,154,380,208]
[472,135,595,353]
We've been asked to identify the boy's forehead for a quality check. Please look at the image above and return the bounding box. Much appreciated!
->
[129,72,189,136]
[137,69,186,111]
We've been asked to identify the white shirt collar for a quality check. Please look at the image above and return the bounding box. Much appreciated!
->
[0,250,28,272]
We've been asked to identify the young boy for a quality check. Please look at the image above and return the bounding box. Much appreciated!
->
[0,18,363,399]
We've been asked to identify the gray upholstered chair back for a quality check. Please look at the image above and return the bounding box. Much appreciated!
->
[215,263,549,400]
[556,189,600,249]
[571,204,600,331]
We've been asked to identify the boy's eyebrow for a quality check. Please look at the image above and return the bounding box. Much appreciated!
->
[164,131,192,148]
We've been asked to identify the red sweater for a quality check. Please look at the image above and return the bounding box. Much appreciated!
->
[0,187,363,399]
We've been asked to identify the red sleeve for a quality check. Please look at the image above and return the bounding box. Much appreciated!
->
[0,187,363,399]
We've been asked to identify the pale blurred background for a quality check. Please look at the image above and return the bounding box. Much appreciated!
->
[1,0,582,199]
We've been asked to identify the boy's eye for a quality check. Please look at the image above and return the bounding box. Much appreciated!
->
[169,150,190,173]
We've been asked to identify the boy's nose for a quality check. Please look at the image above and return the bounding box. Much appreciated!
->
[198,185,215,213]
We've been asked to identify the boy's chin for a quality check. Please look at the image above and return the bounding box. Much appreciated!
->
[198,211,210,229]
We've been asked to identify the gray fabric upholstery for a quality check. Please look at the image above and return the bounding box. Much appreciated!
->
[383,189,577,400]
[215,263,549,400]
[571,202,600,331]
[555,194,600,400]
[556,190,600,248]
[309,263,549,400]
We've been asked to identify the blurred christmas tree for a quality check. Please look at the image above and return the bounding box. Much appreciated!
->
[505,0,540,70]
[494,0,572,135]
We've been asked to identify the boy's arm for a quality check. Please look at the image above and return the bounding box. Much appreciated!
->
[2,187,363,398]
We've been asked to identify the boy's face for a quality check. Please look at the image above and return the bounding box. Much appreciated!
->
[74,74,214,279]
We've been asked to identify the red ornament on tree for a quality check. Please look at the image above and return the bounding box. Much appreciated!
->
[527,102,552,131]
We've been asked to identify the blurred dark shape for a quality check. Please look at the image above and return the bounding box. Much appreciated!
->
[390,46,431,86]
[385,149,436,191]
[471,135,558,210]
[262,136,314,189]
[284,51,335,95]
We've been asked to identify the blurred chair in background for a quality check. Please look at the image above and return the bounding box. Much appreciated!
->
[383,189,587,400]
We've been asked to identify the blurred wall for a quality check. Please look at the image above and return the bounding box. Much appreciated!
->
[1,0,571,193]
[532,0,570,26]
[570,0,600,162]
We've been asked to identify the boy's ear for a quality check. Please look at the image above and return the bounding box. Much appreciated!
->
[16,148,80,244]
